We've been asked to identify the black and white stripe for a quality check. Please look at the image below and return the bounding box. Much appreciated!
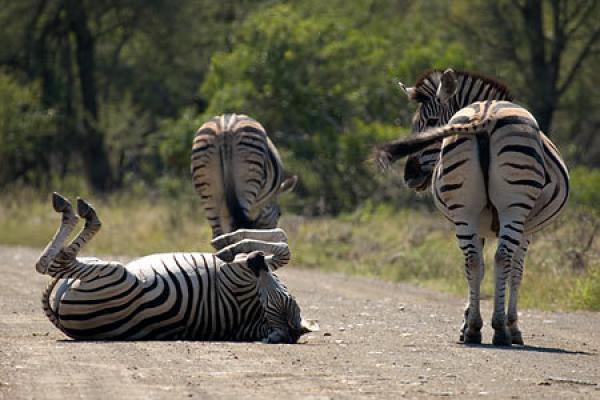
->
[36,193,316,342]
[191,114,296,239]
[377,69,569,346]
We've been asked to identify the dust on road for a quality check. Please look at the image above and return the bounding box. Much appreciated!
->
[1,245,598,399]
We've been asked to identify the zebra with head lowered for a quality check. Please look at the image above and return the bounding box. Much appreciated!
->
[36,193,317,342]
[192,114,297,239]
[376,69,569,346]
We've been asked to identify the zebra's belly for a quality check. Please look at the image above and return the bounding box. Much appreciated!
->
[54,253,263,341]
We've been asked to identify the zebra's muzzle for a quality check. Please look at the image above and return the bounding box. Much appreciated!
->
[404,156,432,191]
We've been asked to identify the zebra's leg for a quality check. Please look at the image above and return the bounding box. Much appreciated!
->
[59,197,102,259]
[491,222,528,347]
[36,193,79,274]
[211,228,288,251]
[507,236,530,345]
[41,195,123,281]
[215,238,290,270]
[457,229,484,344]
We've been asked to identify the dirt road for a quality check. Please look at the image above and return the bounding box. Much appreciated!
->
[1,245,599,399]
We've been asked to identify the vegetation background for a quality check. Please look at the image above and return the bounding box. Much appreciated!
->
[1,0,599,310]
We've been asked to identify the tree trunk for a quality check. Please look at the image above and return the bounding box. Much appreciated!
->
[521,0,556,133]
[66,0,113,191]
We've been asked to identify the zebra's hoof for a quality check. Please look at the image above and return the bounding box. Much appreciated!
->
[52,192,72,213]
[76,198,94,219]
[511,331,524,345]
[492,329,513,347]
[463,330,482,345]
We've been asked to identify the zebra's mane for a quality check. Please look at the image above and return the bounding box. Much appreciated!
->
[412,69,513,103]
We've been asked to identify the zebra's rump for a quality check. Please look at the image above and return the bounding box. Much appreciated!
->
[51,253,265,341]
[524,133,569,234]
[191,114,285,236]
[431,102,569,236]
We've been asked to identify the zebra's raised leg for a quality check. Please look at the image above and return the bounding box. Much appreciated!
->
[211,228,288,251]
[216,238,290,270]
[36,193,79,274]
[40,195,124,281]
[59,197,102,259]
[507,236,530,345]
[457,231,484,344]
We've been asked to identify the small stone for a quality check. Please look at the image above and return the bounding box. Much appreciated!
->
[323,332,332,337]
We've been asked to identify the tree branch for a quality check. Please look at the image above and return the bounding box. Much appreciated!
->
[558,25,600,95]
[564,1,599,38]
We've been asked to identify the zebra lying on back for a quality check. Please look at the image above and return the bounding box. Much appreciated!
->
[192,114,297,239]
[36,193,317,342]
[376,69,569,346]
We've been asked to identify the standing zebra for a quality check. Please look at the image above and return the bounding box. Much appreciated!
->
[191,114,297,239]
[36,193,317,342]
[375,69,569,346]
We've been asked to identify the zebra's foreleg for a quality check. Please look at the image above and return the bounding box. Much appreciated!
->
[36,193,79,274]
[457,233,484,344]
[507,236,530,345]
[211,228,288,251]
[215,238,290,270]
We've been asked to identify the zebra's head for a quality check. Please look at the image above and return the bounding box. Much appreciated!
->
[213,229,318,344]
[397,69,512,191]
[246,251,319,344]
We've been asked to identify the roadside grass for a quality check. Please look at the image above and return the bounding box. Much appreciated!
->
[0,187,598,311]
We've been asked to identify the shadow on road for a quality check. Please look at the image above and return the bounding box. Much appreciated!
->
[460,342,595,356]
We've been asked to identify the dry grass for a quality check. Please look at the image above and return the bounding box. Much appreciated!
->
[1,188,598,311]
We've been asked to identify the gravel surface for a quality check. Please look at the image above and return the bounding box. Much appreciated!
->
[1,245,599,399]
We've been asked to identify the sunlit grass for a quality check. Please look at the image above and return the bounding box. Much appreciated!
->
[0,187,598,311]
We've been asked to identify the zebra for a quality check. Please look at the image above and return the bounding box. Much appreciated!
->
[191,114,297,239]
[375,69,569,346]
[35,192,318,342]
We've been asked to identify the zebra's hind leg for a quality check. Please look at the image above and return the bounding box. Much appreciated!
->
[457,233,484,344]
[36,193,79,274]
[43,195,123,281]
[59,197,102,259]
[507,236,530,345]
[491,225,527,347]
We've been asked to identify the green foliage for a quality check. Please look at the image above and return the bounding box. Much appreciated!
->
[195,2,475,213]
[569,167,600,210]
[0,72,57,186]
[571,267,600,311]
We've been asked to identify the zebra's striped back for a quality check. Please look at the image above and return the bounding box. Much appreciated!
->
[191,114,295,238]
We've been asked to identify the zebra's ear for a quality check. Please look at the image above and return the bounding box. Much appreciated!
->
[398,81,416,100]
[436,68,458,104]
[278,175,297,194]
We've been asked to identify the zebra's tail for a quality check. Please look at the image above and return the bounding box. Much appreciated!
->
[41,278,63,332]
[222,132,254,230]
[374,117,493,170]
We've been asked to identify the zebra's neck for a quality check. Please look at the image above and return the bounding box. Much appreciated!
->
[216,262,270,340]
[447,74,512,121]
